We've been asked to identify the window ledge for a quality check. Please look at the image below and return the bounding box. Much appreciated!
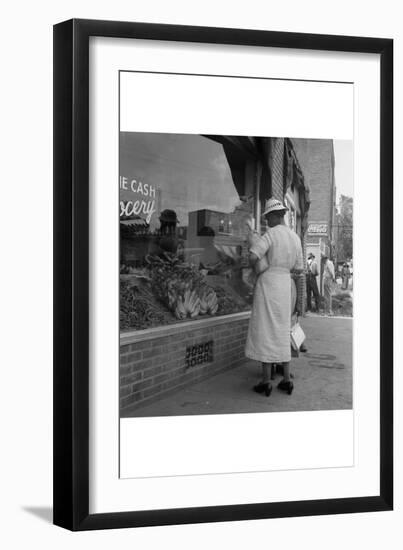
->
[120,311,251,347]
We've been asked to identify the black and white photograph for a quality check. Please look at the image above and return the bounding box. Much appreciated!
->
[119,132,353,418]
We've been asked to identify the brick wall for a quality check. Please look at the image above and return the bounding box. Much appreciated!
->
[291,139,335,229]
[270,137,285,201]
[291,139,335,306]
[120,317,249,413]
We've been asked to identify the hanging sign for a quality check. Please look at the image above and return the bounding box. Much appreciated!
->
[308,221,328,236]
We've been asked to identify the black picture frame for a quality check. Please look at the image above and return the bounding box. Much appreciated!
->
[53,18,393,531]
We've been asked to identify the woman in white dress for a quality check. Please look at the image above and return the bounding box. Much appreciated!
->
[245,198,304,397]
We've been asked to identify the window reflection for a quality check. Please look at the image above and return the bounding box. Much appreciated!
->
[120,133,254,331]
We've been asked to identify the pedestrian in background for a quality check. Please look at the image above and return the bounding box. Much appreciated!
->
[341,262,351,290]
[322,255,336,315]
[245,198,304,397]
[306,252,320,312]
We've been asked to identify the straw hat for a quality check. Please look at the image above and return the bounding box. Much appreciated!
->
[262,197,288,216]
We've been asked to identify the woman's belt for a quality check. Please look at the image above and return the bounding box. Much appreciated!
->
[266,266,291,275]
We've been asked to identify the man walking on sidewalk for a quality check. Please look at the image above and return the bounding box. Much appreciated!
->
[306,252,320,312]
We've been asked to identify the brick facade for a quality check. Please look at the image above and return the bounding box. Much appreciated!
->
[291,139,335,291]
[120,317,249,413]
[270,137,285,201]
[291,139,335,249]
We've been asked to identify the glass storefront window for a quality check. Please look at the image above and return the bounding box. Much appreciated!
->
[120,132,255,332]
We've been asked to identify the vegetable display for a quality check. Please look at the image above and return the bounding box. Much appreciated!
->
[120,253,250,331]
[146,252,219,320]
[199,286,218,315]
[120,282,166,330]
[214,285,248,315]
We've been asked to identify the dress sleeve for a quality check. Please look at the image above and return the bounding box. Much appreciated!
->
[249,233,270,259]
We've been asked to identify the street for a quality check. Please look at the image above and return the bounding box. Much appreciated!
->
[123,315,352,417]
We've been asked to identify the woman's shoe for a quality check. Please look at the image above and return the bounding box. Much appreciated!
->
[253,381,266,393]
[253,382,273,397]
[276,364,284,377]
[277,379,294,395]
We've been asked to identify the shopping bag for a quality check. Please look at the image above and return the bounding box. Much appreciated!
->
[290,320,306,351]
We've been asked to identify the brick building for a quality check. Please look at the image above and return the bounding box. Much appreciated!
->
[291,139,336,291]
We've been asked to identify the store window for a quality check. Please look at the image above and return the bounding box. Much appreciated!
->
[120,132,254,332]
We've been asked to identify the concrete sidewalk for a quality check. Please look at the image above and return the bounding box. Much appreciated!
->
[123,316,352,417]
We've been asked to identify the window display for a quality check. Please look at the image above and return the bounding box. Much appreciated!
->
[120,133,255,331]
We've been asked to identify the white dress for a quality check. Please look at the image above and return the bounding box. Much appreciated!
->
[245,225,303,363]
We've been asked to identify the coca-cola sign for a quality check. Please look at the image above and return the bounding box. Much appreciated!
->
[308,222,328,235]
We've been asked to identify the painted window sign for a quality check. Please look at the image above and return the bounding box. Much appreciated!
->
[119,176,158,224]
